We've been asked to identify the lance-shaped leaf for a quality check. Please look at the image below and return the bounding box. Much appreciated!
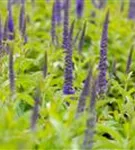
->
[9,45,15,94]
[78,21,86,53]
[31,88,40,131]
[111,59,117,77]
[76,67,92,118]
[92,0,107,9]
[69,19,75,46]
[126,45,134,74]
[128,0,135,19]
[98,10,109,95]
[76,0,84,18]
[62,0,70,49]
[43,51,48,78]
[83,78,97,150]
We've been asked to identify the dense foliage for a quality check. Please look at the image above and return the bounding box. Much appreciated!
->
[0,0,135,149]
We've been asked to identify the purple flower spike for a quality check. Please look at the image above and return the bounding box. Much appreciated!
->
[98,10,109,95]
[63,39,75,95]
[128,0,135,19]
[54,0,62,24]
[63,0,75,95]
[76,0,84,18]
[62,0,70,49]
[8,6,14,40]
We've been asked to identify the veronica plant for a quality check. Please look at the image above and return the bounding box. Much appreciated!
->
[63,0,75,95]
[98,10,109,95]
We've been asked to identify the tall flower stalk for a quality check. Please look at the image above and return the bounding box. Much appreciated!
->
[7,1,15,95]
[63,0,75,95]
[98,10,109,95]
[76,0,84,18]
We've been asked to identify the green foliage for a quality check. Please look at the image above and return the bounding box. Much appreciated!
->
[0,0,135,149]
